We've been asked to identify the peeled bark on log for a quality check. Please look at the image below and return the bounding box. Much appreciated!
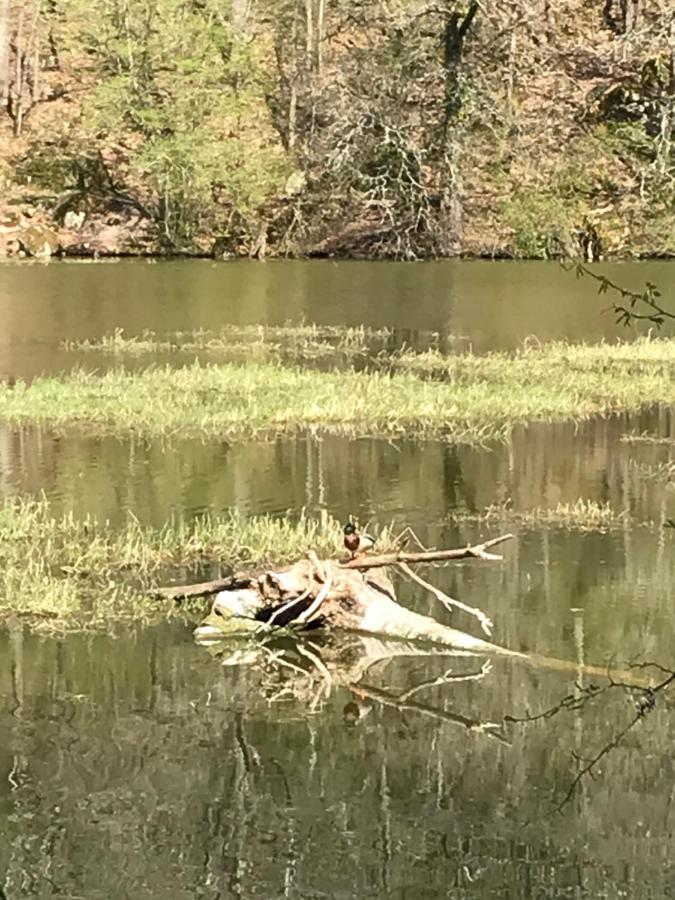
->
[150,574,246,601]
[199,540,524,657]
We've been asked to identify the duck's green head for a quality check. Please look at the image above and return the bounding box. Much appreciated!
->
[343,521,356,536]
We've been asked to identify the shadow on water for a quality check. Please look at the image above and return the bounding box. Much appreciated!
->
[1,623,674,898]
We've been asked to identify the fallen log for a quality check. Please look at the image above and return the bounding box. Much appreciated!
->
[149,575,246,601]
[184,532,518,655]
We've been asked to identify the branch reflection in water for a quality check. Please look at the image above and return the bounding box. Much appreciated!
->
[196,627,675,812]
[3,620,675,898]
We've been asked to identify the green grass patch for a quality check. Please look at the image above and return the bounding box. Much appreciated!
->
[450,500,626,532]
[0,499,390,628]
[2,337,675,443]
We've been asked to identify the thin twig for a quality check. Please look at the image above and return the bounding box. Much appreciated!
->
[565,261,674,326]
[556,668,675,811]
[556,712,642,812]
[397,660,492,702]
[398,561,494,636]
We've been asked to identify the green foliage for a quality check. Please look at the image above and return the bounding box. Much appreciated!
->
[3,0,673,257]
[590,121,674,255]
[501,189,580,259]
[65,0,288,246]
[594,121,657,164]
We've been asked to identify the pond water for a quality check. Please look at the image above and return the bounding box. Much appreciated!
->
[0,257,674,381]
[1,259,674,898]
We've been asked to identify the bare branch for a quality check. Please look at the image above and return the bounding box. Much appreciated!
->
[398,561,494,636]
[150,575,239,600]
[339,533,514,571]
[153,534,513,599]
[352,682,510,745]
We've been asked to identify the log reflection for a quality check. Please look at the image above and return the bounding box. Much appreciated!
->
[197,628,675,809]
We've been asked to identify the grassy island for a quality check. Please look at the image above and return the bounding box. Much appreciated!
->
[0,500,354,627]
[1,337,674,445]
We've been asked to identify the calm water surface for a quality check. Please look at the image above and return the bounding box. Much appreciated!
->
[1,259,675,898]
[0,258,674,380]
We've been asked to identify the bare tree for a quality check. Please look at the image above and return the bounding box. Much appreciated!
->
[0,0,10,109]
[5,0,43,135]
[231,0,249,35]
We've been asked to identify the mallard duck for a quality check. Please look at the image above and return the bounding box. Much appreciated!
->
[343,518,376,558]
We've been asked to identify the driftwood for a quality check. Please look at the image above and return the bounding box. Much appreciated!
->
[338,533,514,571]
[185,533,519,655]
[150,576,239,601]
[152,533,514,601]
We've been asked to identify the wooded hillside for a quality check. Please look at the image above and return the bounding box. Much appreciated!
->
[0,1,673,259]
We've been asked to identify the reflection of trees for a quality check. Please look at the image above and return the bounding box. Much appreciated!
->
[2,407,674,531]
[206,629,675,812]
[2,625,675,897]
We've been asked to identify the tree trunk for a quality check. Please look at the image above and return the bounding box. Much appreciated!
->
[231,0,248,35]
[316,0,325,74]
[438,2,478,256]
[11,2,23,135]
[0,0,10,110]
[442,2,478,129]
[305,0,313,67]
[658,17,675,176]
[197,564,659,694]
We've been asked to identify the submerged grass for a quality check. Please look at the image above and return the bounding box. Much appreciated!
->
[62,324,468,362]
[3,336,675,443]
[621,430,675,445]
[62,324,403,362]
[0,499,397,628]
[449,500,627,531]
